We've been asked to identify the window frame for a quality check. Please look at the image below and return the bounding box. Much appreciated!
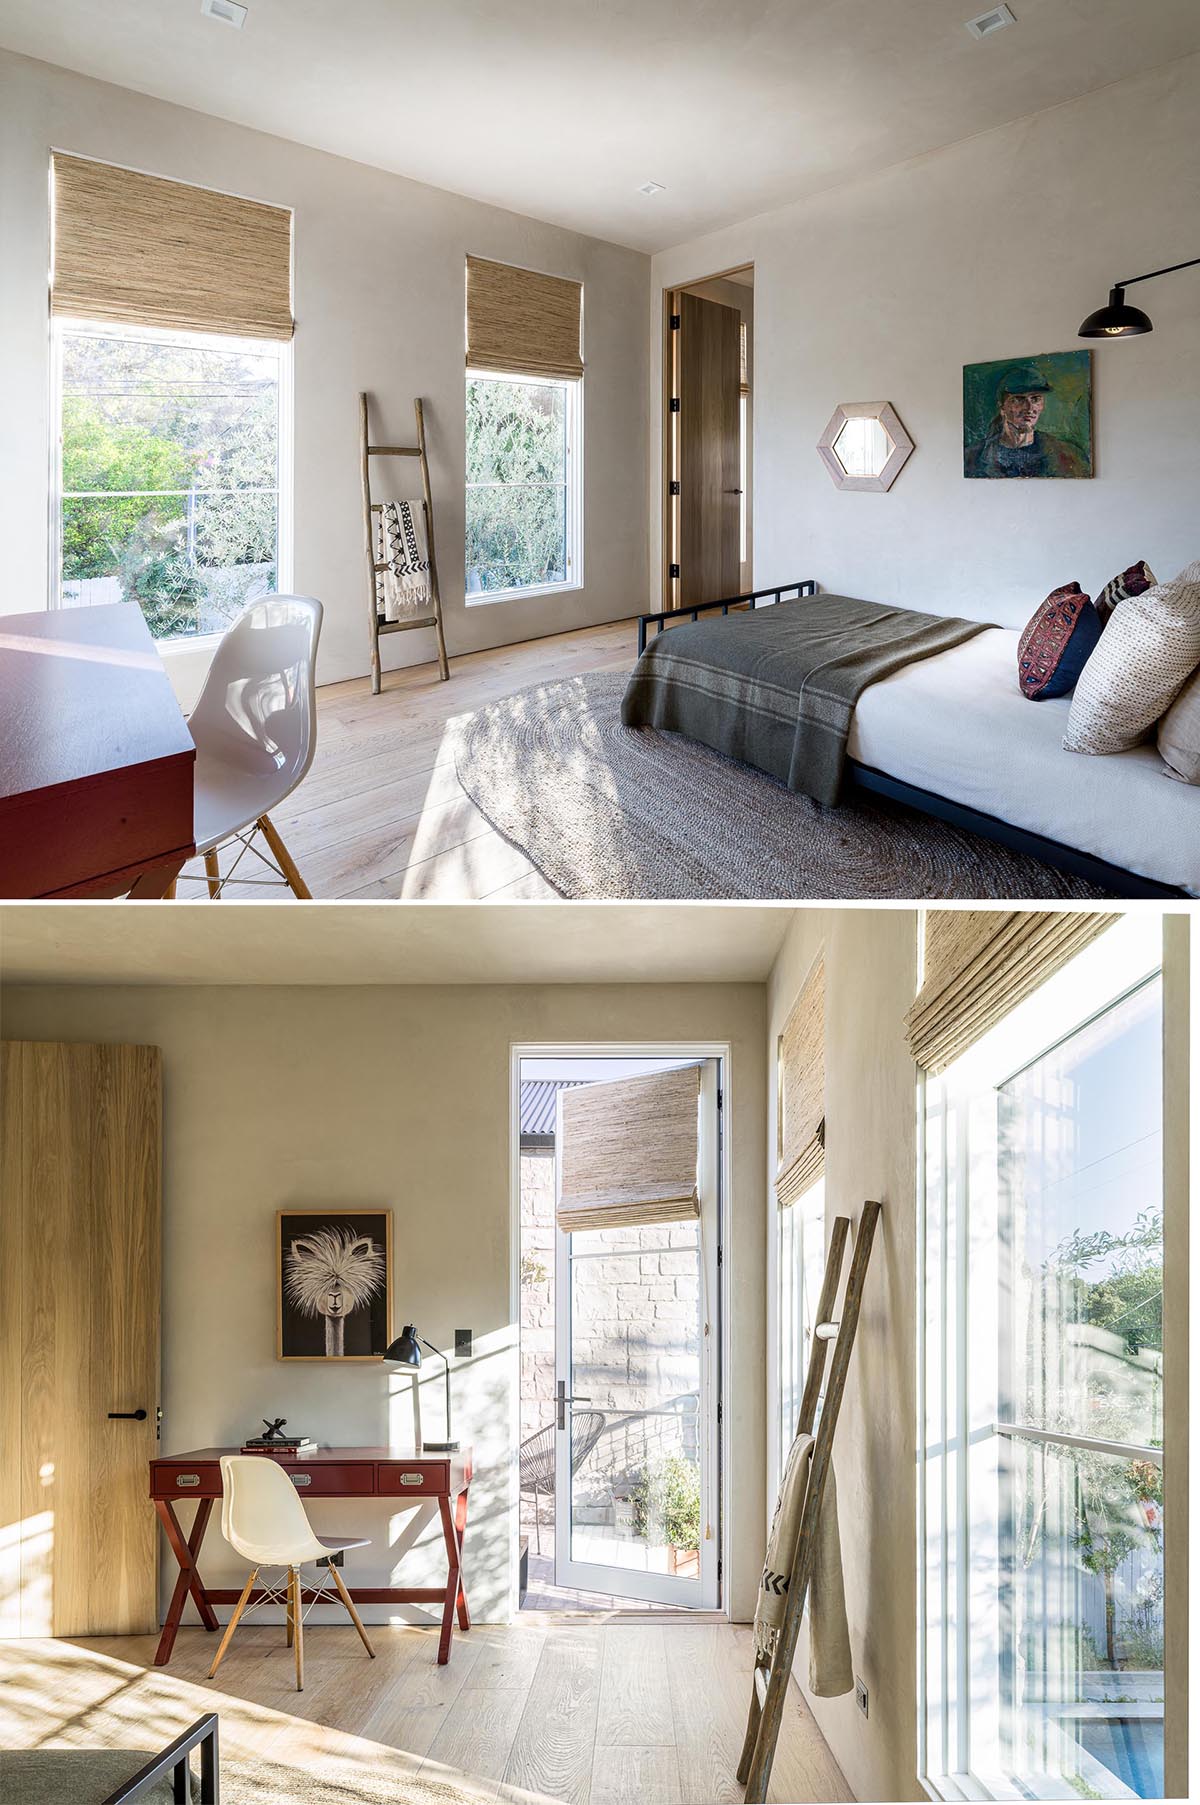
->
[464,365,583,606]
[49,314,294,642]
[918,914,1167,1803]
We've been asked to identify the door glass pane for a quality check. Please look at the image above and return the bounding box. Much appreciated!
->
[998,979,1163,1448]
[999,1435,1164,1798]
[569,1220,702,1579]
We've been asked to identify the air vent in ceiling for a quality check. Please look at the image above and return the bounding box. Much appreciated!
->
[637,180,666,197]
[966,4,1016,38]
[201,0,248,26]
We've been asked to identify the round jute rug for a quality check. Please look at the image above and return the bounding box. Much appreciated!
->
[450,671,1109,901]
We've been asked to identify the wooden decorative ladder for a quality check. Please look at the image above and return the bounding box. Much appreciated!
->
[738,1199,882,1802]
[359,392,449,694]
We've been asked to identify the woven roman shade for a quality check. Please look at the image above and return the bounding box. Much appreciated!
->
[52,153,293,340]
[776,956,824,1208]
[465,255,583,381]
[906,910,1121,1075]
[556,1065,700,1234]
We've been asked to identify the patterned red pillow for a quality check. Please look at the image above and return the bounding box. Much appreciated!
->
[1018,583,1103,700]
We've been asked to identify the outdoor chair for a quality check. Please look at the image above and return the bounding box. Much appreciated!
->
[519,1409,608,1553]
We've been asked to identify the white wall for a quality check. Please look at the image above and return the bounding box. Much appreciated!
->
[651,55,1200,627]
[766,908,922,1803]
[0,48,650,693]
[0,980,766,1629]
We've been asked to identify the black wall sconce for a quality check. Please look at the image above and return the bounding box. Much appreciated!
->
[1079,256,1200,338]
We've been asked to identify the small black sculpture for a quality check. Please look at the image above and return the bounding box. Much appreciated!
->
[260,1417,289,1442]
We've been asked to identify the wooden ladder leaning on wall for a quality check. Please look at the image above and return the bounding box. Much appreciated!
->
[359,393,450,694]
[739,1198,882,1803]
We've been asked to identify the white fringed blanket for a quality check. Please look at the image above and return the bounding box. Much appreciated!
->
[378,499,432,620]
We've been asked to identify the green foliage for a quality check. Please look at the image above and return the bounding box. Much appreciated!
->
[60,329,280,638]
[466,378,569,593]
[633,1455,701,1553]
[117,525,204,639]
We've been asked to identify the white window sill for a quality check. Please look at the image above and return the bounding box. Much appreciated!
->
[465,580,583,608]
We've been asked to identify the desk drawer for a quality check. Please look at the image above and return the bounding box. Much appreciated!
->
[377,1463,447,1498]
[153,1462,222,1499]
[276,1462,376,1496]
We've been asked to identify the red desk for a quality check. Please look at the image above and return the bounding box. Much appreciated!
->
[0,602,195,898]
[150,1446,473,1666]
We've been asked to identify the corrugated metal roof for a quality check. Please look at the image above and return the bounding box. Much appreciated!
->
[520,1079,586,1138]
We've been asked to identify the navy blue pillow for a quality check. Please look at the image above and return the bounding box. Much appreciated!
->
[1018,583,1103,699]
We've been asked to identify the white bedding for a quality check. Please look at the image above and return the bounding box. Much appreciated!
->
[847,627,1200,894]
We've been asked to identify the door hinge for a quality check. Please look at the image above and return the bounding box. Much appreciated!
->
[717,1087,723,1110]
[669,480,680,496]
[669,563,680,580]
[670,313,681,330]
[717,1243,723,1266]
[670,397,681,413]
[717,1398,723,1424]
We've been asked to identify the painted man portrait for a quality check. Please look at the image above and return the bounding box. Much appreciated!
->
[963,355,1092,479]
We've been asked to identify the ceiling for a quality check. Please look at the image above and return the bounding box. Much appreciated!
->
[1,1,1196,252]
[0,904,795,987]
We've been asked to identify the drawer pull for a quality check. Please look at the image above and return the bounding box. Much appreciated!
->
[291,1472,313,1487]
[175,1473,200,1488]
[399,1473,424,1486]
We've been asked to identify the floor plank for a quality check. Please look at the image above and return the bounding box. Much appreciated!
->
[595,1623,675,1747]
[176,617,639,902]
[502,1626,603,1805]
[0,1619,849,1805]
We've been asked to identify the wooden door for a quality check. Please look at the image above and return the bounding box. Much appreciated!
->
[0,1042,161,1636]
[675,292,741,608]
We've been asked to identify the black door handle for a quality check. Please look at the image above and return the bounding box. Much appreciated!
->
[108,1409,148,1420]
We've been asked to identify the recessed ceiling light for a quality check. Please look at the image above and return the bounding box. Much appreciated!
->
[201,0,247,27]
[637,180,666,197]
[965,4,1016,38]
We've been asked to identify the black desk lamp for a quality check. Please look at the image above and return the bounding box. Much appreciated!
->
[1079,256,1200,338]
[385,1324,459,1452]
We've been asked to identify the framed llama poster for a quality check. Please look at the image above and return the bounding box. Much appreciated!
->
[276,1209,392,1361]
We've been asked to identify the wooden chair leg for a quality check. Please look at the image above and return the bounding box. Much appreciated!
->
[164,880,178,899]
[207,1567,258,1680]
[204,851,221,898]
[257,815,312,900]
[286,1578,294,1647]
[329,1561,376,1659]
[292,1568,304,1691]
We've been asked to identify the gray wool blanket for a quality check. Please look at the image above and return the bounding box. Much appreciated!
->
[621,594,989,806]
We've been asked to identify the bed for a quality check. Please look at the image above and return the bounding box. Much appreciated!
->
[629,583,1199,898]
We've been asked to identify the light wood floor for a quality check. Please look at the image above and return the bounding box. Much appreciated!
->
[0,1622,851,1805]
[176,619,638,902]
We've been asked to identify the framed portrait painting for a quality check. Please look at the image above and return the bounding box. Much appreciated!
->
[277,1208,392,1361]
[963,349,1092,478]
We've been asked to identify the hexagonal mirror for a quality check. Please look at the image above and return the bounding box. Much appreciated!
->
[833,415,893,480]
[817,401,914,492]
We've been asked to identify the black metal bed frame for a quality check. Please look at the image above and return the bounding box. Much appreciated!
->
[104,1714,219,1804]
[634,580,1189,900]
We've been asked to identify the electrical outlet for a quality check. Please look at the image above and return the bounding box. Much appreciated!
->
[854,1675,869,1719]
[454,1328,473,1359]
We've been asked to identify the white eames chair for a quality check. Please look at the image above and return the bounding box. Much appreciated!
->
[207,1454,374,1690]
[183,593,322,900]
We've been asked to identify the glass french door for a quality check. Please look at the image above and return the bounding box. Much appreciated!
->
[553,1058,721,1608]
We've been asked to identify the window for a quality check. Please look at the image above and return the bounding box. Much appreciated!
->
[53,318,290,640]
[778,1175,825,1476]
[465,371,581,600]
[920,917,1166,1801]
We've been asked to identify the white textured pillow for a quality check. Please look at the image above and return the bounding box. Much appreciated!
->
[1063,559,1200,754]
[1158,664,1200,783]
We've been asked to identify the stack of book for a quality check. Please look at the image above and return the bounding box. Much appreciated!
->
[241,1436,317,1456]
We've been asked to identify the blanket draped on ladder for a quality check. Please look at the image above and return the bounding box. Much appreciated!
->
[378,498,432,620]
[754,1430,853,1696]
